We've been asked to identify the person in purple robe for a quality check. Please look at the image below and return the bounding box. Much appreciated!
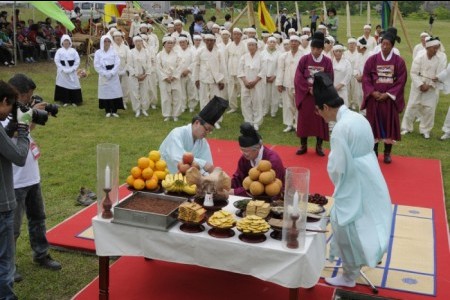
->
[231,122,285,197]
[294,31,333,156]
[362,27,407,164]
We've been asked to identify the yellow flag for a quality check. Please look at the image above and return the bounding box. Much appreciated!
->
[258,1,276,33]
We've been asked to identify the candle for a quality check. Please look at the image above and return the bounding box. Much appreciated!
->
[105,165,111,189]
[293,191,299,211]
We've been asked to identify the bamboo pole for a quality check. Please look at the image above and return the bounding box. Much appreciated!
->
[396,6,413,54]
[391,1,397,27]
[295,2,301,30]
[367,1,371,25]
[346,1,351,38]
[247,1,255,27]
[276,1,281,32]
[229,5,248,30]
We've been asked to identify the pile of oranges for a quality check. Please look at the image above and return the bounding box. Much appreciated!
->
[126,150,169,191]
[242,160,282,197]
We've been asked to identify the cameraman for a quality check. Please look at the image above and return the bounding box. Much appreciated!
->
[0,80,30,300]
[5,74,61,283]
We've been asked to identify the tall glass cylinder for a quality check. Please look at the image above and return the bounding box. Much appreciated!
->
[282,167,310,250]
[97,143,119,218]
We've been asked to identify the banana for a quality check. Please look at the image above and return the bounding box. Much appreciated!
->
[161,179,174,190]
[183,184,197,195]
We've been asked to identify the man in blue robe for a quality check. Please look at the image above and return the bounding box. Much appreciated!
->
[313,72,392,287]
[159,96,228,174]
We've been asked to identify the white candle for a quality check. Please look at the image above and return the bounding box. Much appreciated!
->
[105,165,111,189]
[293,191,299,211]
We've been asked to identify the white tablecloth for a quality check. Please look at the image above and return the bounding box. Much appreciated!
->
[93,195,327,289]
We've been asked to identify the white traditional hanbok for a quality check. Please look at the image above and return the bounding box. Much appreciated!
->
[328,105,392,280]
[261,44,281,117]
[54,34,82,105]
[401,47,446,136]
[156,43,183,121]
[129,38,152,116]
[238,46,266,129]
[112,33,131,107]
[94,35,124,116]
[225,39,247,111]
[159,124,213,174]
[332,57,353,106]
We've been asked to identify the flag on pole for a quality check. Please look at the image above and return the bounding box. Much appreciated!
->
[381,1,391,29]
[30,1,75,31]
[104,4,120,23]
[258,1,276,33]
[58,1,74,11]
[133,1,142,10]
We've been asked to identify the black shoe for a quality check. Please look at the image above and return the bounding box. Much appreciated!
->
[33,254,62,270]
[14,267,23,283]
[296,145,307,155]
[316,145,325,157]
[76,194,96,206]
[383,153,392,164]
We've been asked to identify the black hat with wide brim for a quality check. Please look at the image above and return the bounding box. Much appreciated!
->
[313,72,340,107]
[198,96,229,126]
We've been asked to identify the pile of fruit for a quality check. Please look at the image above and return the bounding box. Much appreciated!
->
[161,173,197,195]
[308,193,328,206]
[177,152,200,175]
[126,150,169,191]
[242,160,283,197]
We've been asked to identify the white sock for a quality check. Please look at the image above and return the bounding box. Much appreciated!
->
[325,274,356,287]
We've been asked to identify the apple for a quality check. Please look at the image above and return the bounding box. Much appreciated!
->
[182,152,194,165]
[178,163,191,175]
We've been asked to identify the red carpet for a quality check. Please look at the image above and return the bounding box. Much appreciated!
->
[45,139,450,299]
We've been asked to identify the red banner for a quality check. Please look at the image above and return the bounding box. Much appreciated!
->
[58,1,74,11]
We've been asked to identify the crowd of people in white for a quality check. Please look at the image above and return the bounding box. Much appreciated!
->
[55,13,450,141]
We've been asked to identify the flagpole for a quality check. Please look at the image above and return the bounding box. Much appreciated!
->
[295,2,300,31]
[276,1,281,32]
[367,1,371,25]
[346,1,351,38]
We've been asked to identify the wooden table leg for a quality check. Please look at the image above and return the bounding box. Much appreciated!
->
[289,287,299,300]
[99,256,110,300]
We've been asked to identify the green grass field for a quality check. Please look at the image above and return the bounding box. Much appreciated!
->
[0,6,448,300]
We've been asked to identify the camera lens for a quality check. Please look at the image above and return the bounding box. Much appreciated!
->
[45,104,59,117]
[32,109,49,125]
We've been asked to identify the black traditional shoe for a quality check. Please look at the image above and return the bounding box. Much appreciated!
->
[316,145,325,157]
[33,254,62,270]
[383,153,392,164]
[296,145,307,155]
[76,194,96,206]
[80,187,97,200]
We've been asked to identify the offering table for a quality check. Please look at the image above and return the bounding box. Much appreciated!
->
[93,195,327,300]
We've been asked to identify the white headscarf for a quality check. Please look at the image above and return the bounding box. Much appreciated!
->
[60,34,72,48]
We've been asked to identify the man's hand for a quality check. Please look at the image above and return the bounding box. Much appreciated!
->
[218,82,224,90]
[266,76,276,83]
[420,84,430,92]
[195,80,200,89]
[17,107,33,125]
[371,91,382,99]
[335,83,344,91]
[277,85,284,93]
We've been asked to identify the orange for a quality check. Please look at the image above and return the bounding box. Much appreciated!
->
[133,178,145,190]
[265,181,281,196]
[137,157,151,169]
[147,159,155,170]
[126,175,135,186]
[148,150,161,162]
[249,181,265,196]
[275,178,283,189]
[154,170,166,181]
[248,167,261,181]
[141,167,154,180]
[242,176,253,190]
[155,160,167,171]
[131,166,142,179]
[259,171,275,185]
[145,178,158,190]
[257,160,272,172]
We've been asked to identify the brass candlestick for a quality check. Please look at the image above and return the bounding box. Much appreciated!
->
[286,213,300,249]
[101,188,113,219]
